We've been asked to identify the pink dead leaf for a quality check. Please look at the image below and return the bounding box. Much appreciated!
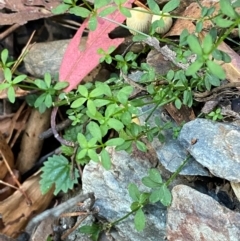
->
[59,1,134,92]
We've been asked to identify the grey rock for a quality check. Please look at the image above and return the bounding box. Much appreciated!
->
[24,39,70,78]
[167,185,240,241]
[82,147,167,241]
[138,105,210,176]
[178,118,240,182]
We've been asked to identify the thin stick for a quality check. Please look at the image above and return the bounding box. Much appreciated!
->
[0,180,18,190]
[1,151,32,205]
[0,23,20,41]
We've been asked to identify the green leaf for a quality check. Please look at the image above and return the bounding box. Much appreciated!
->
[121,111,132,125]
[52,3,70,14]
[119,6,131,17]
[77,133,88,148]
[158,184,172,206]
[162,0,180,13]
[54,81,69,90]
[142,177,160,188]
[205,73,220,86]
[87,121,102,141]
[78,85,88,97]
[12,74,26,84]
[187,35,202,55]
[77,149,88,159]
[148,169,162,183]
[89,87,105,98]
[69,6,91,17]
[206,60,226,80]
[174,98,182,109]
[0,83,10,90]
[220,0,237,19]
[1,49,8,65]
[107,118,124,131]
[115,140,132,151]
[128,183,140,201]
[87,99,97,116]
[100,149,111,170]
[139,193,150,204]
[93,99,111,107]
[7,86,15,103]
[117,86,133,104]
[34,94,46,108]
[136,141,147,152]
[44,94,53,108]
[105,138,124,146]
[88,149,99,162]
[71,97,86,108]
[79,224,101,235]
[134,209,145,231]
[88,15,98,31]
[149,189,161,203]
[185,60,203,76]
[44,73,52,88]
[214,17,233,28]
[4,68,12,82]
[202,33,213,54]
[147,0,160,14]
[94,0,111,8]
[35,79,47,89]
[99,6,117,17]
[40,155,79,195]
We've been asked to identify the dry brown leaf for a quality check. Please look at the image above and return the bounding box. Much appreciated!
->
[0,132,14,180]
[0,173,54,238]
[16,108,51,174]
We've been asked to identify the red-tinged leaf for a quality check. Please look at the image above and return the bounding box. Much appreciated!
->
[59,1,134,92]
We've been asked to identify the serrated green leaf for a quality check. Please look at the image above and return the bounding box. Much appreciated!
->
[158,184,172,206]
[100,149,111,170]
[71,97,87,108]
[134,209,145,231]
[128,183,140,201]
[206,60,226,80]
[105,138,124,146]
[52,3,70,14]
[220,0,237,19]
[87,121,102,141]
[40,155,79,195]
[162,0,180,13]
[7,86,15,103]
[187,35,202,55]
[136,141,147,152]
[69,6,91,17]
[107,118,124,131]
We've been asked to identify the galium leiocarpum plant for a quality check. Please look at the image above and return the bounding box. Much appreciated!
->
[0,0,239,237]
